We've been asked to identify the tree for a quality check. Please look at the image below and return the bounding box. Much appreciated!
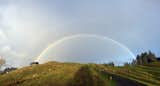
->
[124,62,130,67]
[108,62,114,67]
[3,67,17,74]
[30,62,39,65]
[0,57,6,69]
[131,59,137,66]
[141,52,148,64]
[136,55,142,65]
[135,51,157,65]
[148,51,157,63]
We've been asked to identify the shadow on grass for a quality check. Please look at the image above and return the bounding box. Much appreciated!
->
[68,65,106,86]
[101,70,146,86]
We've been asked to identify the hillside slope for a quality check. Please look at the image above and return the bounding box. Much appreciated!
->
[0,62,159,86]
[100,62,160,86]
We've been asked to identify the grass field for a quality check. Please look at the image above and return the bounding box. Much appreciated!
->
[0,61,160,86]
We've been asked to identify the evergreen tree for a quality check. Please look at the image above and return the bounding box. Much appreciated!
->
[135,51,157,65]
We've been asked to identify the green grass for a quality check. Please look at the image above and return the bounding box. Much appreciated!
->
[0,61,160,86]
[100,62,160,86]
[0,62,80,86]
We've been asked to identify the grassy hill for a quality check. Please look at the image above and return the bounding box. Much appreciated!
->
[0,61,160,86]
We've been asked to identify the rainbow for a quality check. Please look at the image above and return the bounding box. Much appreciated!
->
[34,34,135,62]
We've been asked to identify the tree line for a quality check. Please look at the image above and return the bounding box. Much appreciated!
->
[104,51,160,67]
[125,51,159,66]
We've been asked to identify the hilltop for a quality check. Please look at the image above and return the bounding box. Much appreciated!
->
[0,61,160,86]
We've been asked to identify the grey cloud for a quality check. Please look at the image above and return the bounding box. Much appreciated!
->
[0,0,160,67]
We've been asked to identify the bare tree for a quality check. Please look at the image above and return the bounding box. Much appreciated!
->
[0,57,6,69]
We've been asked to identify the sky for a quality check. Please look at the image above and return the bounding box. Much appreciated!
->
[0,0,160,67]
